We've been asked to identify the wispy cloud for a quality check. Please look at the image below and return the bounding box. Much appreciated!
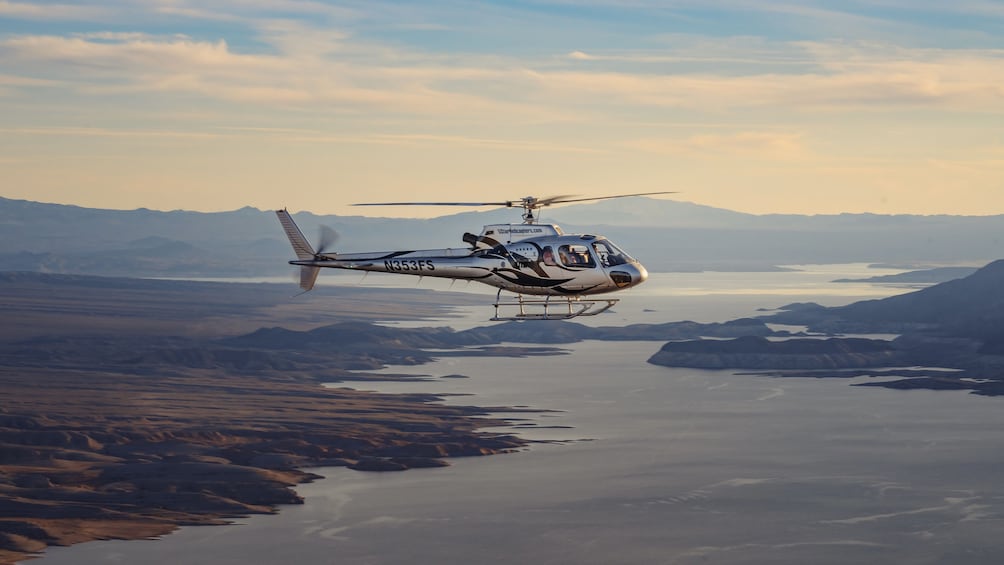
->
[0,126,227,139]
[372,133,604,153]
[0,0,111,20]
[0,125,603,154]
[4,28,1004,121]
[626,132,808,160]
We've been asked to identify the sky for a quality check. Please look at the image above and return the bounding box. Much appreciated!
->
[1,1,1003,218]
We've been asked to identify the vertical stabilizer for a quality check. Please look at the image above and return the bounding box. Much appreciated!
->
[276,209,316,260]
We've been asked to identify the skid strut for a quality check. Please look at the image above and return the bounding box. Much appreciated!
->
[491,290,618,321]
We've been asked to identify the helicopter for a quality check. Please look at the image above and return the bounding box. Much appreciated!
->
[276,192,673,320]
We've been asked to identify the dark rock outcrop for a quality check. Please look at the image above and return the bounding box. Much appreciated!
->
[648,336,904,370]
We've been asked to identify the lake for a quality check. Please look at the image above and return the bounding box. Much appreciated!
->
[37,264,1004,564]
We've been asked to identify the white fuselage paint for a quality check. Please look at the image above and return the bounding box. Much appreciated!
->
[291,234,648,297]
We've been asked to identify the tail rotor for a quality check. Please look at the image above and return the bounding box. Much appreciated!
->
[316,225,340,255]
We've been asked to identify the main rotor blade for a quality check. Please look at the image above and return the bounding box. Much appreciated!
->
[530,194,580,208]
[353,201,511,207]
[537,191,677,206]
[352,191,677,211]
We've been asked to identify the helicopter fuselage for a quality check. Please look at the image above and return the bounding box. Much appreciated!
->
[290,224,648,297]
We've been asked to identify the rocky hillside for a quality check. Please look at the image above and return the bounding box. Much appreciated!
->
[766,259,1004,340]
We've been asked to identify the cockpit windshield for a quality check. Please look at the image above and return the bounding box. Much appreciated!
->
[592,239,634,267]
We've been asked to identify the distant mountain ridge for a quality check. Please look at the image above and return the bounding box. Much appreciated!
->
[833,266,979,284]
[2,196,1002,276]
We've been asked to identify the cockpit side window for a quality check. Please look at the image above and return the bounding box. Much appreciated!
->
[592,239,633,267]
[541,246,557,266]
[558,244,596,268]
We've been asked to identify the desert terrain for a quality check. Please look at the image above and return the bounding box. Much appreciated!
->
[0,273,527,564]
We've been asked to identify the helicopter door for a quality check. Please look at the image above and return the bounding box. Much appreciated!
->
[557,244,596,268]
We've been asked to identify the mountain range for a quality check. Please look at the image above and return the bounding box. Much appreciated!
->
[1,196,1001,276]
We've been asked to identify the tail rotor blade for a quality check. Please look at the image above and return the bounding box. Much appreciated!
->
[317,225,340,255]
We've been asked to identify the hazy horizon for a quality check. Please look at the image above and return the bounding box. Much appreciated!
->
[7,194,1004,221]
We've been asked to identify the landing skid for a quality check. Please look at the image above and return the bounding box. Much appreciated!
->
[491,292,618,321]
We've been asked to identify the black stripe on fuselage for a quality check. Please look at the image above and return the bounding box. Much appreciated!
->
[553,284,602,295]
[492,268,573,288]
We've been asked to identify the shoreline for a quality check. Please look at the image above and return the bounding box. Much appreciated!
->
[0,367,531,565]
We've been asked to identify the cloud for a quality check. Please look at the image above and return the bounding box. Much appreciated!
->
[0,124,602,154]
[2,34,254,70]
[0,73,58,86]
[549,42,1004,111]
[0,0,110,20]
[0,30,570,121]
[3,13,1003,122]
[372,133,604,153]
[141,0,358,25]
[2,6,1004,150]
[0,126,226,140]
[627,131,808,160]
